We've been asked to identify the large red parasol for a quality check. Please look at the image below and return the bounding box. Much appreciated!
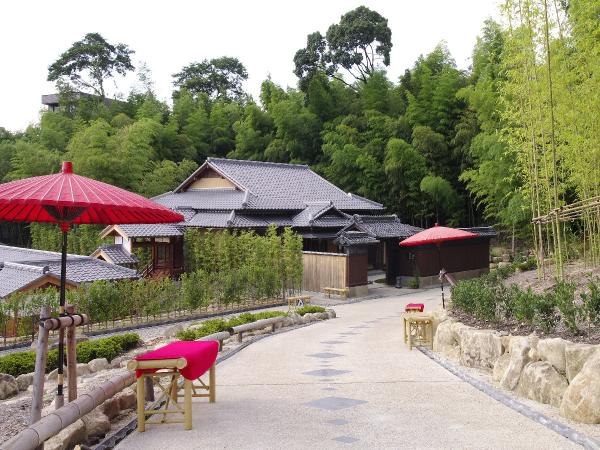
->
[0,161,183,407]
[400,224,476,307]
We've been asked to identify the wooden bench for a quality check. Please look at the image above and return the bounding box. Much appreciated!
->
[323,287,349,298]
[288,295,311,310]
[403,315,433,351]
[128,341,218,431]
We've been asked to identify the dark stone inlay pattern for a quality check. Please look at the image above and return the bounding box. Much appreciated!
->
[305,396,367,411]
[327,418,349,426]
[307,352,344,359]
[339,332,358,335]
[333,436,360,444]
[322,387,337,391]
[303,369,350,377]
[321,340,347,344]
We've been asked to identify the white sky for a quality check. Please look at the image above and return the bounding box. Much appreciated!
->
[0,0,501,132]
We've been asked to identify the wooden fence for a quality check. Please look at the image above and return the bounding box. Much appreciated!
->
[302,251,347,292]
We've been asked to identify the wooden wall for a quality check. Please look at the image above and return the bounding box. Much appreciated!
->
[302,251,347,292]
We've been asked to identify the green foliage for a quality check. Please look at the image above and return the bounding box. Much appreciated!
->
[47,32,135,98]
[0,333,140,377]
[511,285,536,324]
[295,305,326,316]
[176,311,287,340]
[552,282,578,334]
[173,57,248,101]
[580,277,600,334]
[30,223,104,254]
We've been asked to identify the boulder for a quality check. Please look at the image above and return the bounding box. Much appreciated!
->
[537,338,567,374]
[459,329,503,369]
[565,343,598,383]
[326,309,336,319]
[82,410,111,440]
[109,356,127,369]
[433,319,459,359]
[500,336,531,390]
[517,361,568,407]
[316,312,329,320]
[501,253,511,262]
[498,262,511,268]
[16,373,34,391]
[0,373,19,400]
[163,323,184,338]
[100,397,121,420]
[88,358,109,373]
[560,350,600,424]
[44,419,86,450]
[47,363,91,381]
[281,316,294,327]
[450,321,471,343]
[288,313,302,325]
[115,389,136,411]
[492,353,510,383]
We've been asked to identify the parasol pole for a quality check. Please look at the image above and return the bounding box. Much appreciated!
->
[55,223,69,409]
[437,243,445,309]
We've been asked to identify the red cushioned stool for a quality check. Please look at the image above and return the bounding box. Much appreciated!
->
[405,303,425,313]
[128,340,219,431]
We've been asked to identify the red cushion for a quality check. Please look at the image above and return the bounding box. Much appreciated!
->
[405,303,424,311]
[135,341,219,380]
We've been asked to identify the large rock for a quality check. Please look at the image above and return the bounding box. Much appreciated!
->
[537,338,567,374]
[0,373,19,399]
[47,363,91,381]
[517,361,568,408]
[316,312,329,320]
[109,356,127,369]
[115,389,137,411]
[500,336,531,390]
[281,316,294,327]
[100,397,121,420]
[288,313,302,325]
[163,323,184,338]
[44,419,86,450]
[16,372,33,391]
[88,358,109,373]
[492,353,510,383]
[459,329,503,369]
[82,410,111,440]
[565,343,598,383]
[326,309,336,319]
[433,319,460,360]
[560,350,600,423]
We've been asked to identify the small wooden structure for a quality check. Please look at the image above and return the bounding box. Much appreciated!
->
[323,287,349,298]
[288,294,311,310]
[403,314,433,351]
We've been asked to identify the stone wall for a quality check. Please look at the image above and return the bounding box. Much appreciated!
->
[433,314,600,424]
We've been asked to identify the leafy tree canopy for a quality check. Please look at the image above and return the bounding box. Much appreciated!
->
[48,32,135,99]
[173,57,248,101]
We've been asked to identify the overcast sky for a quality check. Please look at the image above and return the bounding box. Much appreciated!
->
[0,0,500,132]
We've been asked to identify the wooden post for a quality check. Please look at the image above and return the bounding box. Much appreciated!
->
[209,364,216,403]
[31,306,51,431]
[66,305,77,402]
[144,377,155,402]
[137,376,145,432]
[184,379,192,430]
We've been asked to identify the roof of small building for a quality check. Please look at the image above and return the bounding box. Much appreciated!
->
[349,215,423,239]
[334,231,380,247]
[458,226,498,238]
[114,223,184,238]
[91,244,138,265]
[0,245,138,297]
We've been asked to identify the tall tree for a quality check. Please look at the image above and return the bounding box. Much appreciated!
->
[48,33,135,99]
[294,6,392,89]
[173,57,248,101]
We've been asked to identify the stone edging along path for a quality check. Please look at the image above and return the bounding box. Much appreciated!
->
[94,318,330,450]
[418,347,600,450]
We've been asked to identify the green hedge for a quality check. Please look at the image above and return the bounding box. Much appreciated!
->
[177,311,287,341]
[0,333,141,377]
[451,274,600,335]
[295,305,325,316]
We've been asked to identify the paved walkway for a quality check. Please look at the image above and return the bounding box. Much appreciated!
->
[118,289,578,450]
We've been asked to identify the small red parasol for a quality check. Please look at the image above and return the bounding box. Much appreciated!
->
[400,224,476,308]
[0,162,183,408]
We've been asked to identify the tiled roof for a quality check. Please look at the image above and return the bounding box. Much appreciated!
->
[459,226,498,238]
[0,245,138,297]
[154,189,248,211]
[174,158,384,211]
[335,231,379,247]
[291,202,351,228]
[0,263,51,298]
[92,244,138,265]
[350,215,423,239]
[116,223,183,237]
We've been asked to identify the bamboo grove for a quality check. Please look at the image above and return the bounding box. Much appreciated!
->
[500,0,600,277]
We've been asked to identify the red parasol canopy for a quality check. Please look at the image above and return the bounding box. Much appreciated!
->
[0,161,183,409]
[399,223,476,247]
[0,161,183,228]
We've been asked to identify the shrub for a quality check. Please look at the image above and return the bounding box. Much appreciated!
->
[252,311,286,320]
[534,293,559,332]
[552,282,578,334]
[0,333,141,377]
[450,278,481,315]
[511,285,537,324]
[580,277,600,335]
[295,306,325,316]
